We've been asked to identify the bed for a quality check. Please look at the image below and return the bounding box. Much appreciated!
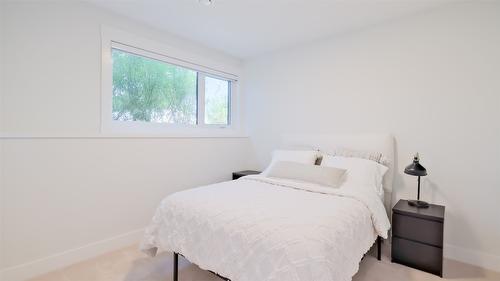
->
[140,134,394,281]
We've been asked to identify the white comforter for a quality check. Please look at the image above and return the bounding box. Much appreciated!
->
[140,175,390,281]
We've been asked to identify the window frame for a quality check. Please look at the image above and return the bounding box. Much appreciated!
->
[101,26,242,137]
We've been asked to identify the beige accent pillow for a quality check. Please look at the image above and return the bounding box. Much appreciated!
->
[262,150,319,176]
[266,161,346,188]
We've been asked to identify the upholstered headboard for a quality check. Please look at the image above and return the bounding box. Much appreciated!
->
[281,134,395,212]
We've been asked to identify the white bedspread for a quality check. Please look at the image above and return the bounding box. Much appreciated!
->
[140,175,390,281]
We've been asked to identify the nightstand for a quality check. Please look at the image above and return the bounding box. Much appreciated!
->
[392,199,445,277]
[232,170,261,180]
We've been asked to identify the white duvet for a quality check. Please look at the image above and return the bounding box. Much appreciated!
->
[140,175,390,281]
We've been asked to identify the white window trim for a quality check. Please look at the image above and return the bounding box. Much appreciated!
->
[100,26,244,137]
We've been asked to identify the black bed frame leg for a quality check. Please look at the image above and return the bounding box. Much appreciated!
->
[377,236,382,261]
[173,252,179,281]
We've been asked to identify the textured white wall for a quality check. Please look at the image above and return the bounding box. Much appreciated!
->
[244,2,500,270]
[0,1,256,277]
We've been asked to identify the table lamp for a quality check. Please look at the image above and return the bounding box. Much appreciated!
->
[404,153,429,208]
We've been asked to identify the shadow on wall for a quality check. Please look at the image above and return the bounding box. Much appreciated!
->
[425,176,481,272]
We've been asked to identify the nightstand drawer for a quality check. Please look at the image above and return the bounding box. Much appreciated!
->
[393,213,443,247]
[392,237,443,276]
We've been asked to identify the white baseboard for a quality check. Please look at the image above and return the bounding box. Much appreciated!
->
[0,228,144,281]
[444,243,500,272]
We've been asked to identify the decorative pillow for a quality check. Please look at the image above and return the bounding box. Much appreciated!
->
[320,155,388,196]
[262,150,319,176]
[266,161,346,188]
[321,147,390,166]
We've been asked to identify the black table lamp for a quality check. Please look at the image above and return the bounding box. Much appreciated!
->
[404,153,429,208]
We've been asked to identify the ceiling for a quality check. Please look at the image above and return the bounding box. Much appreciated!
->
[90,0,454,59]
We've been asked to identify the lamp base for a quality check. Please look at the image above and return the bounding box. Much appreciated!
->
[408,200,429,208]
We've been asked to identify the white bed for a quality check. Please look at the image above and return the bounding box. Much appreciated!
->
[140,134,394,281]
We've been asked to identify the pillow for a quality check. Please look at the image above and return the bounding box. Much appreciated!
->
[320,155,388,196]
[266,161,346,188]
[262,150,318,176]
[320,147,390,166]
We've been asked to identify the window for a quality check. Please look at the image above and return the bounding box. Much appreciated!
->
[112,49,199,125]
[204,76,230,125]
[101,27,240,136]
[112,47,232,127]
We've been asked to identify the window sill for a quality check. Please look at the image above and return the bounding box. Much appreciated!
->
[98,120,247,138]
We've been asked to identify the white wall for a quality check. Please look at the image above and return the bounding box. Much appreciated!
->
[0,2,256,280]
[0,4,5,275]
[2,1,500,279]
[244,2,500,271]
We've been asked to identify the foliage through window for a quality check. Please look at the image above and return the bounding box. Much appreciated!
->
[111,48,231,126]
[205,76,230,125]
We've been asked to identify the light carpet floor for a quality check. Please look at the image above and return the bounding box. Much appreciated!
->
[28,243,500,281]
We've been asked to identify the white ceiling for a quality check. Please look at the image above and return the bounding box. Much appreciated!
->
[90,0,454,59]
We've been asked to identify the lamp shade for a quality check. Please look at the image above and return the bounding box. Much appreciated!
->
[404,153,427,177]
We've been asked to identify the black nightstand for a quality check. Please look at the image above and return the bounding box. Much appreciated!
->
[232,170,261,180]
[392,199,445,277]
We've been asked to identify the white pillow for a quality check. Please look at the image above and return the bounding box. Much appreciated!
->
[320,155,388,196]
[262,150,318,176]
[266,161,346,188]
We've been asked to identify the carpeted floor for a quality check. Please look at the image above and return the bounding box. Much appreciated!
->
[29,243,500,281]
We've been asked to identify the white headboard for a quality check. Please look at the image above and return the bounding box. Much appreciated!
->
[281,134,395,212]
